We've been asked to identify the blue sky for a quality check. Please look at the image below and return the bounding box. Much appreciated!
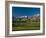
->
[12,7,40,16]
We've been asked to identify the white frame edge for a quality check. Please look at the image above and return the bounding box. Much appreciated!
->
[9,4,43,35]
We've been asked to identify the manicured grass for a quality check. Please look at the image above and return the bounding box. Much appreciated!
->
[12,19,40,31]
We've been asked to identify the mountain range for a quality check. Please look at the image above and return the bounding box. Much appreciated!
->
[12,14,40,20]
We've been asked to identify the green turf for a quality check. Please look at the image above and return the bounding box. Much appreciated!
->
[12,19,40,31]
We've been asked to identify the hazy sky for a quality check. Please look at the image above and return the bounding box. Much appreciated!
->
[12,7,40,16]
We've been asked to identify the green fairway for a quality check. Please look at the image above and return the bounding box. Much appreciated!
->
[12,19,40,31]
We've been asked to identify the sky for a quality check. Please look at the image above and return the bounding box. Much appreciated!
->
[12,7,40,16]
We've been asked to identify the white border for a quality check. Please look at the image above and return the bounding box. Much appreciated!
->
[9,4,43,34]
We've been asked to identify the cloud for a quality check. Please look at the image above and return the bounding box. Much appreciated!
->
[34,14,40,16]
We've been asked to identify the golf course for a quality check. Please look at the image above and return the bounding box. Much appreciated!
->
[12,17,40,31]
